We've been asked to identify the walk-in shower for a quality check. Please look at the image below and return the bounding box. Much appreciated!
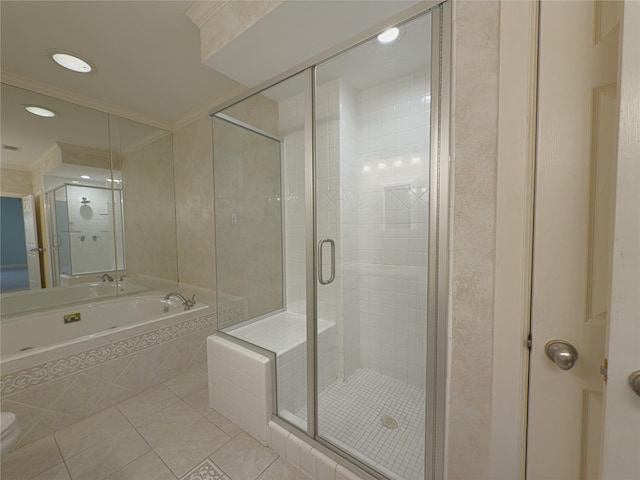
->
[211,3,449,480]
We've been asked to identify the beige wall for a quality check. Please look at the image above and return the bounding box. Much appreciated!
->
[448,1,500,478]
[122,133,178,281]
[0,167,33,198]
[215,95,283,321]
[173,115,217,290]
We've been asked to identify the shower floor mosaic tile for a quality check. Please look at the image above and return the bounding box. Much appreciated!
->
[297,369,425,480]
[1,367,309,480]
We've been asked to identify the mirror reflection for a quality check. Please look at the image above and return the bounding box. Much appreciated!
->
[0,83,178,313]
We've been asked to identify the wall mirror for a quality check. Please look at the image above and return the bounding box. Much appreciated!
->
[0,83,178,314]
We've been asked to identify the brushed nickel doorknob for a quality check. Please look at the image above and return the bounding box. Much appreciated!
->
[545,340,578,370]
[629,371,640,397]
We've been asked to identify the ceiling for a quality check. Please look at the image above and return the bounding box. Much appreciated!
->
[1,0,428,169]
[0,1,244,127]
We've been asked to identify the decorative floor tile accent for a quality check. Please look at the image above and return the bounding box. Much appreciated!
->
[179,458,230,480]
[295,369,425,480]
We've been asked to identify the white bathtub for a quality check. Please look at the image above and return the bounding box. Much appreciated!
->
[0,281,147,316]
[1,293,208,359]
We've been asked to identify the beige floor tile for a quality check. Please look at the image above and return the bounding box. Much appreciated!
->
[210,432,278,480]
[49,374,133,419]
[65,424,149,480]
[54,407,131,459]
[117,384,179,425]
[183,387,212,415]
[0,435,62,480]
[31,463,71,480]
[164,367,208,399]
[257,458,311,480]
[205,410,242,437]
[17,409,80,449]
[154,419,231,478]
[104,451,176,480]
[135,400,202,447]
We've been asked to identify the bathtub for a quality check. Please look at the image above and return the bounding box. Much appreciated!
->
[1,293,208,359]
[0,290,245,449]
[0,280,147,316]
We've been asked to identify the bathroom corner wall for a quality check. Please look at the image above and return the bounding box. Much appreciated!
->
[448,1,500,479]
[173,115,216,291]
[122,133,178,281]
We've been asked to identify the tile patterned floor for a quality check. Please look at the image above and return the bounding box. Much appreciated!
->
[1,366,310,480]
[297,369,425,480]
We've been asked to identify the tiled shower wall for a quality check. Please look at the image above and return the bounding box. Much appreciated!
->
[355,71,430,388]
[279,72,429,389]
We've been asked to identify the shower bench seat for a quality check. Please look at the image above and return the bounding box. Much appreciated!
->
[207,311,337,444]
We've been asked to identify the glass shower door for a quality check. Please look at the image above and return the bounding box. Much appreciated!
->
[314,11,433,480]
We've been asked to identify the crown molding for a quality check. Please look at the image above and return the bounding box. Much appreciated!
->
[1,71,173,131]
[185,1,232,28]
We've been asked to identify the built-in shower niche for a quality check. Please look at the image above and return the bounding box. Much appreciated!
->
[49,183,124,284]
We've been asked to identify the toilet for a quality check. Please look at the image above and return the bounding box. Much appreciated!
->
[1,412,20,455]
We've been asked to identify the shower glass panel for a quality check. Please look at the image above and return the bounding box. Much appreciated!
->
[47,184,125,282]
[314,11,432,480]
[212,72,314,432]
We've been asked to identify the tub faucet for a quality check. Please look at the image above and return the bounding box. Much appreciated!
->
[163,292,196,311]
[100,273,114,282]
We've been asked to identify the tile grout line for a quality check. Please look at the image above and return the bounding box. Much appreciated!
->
[116,389,234,480]
[253,456,280,480]
[51,432,73,480]
[115,401,177,480]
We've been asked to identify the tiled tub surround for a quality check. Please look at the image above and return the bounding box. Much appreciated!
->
[0,299,244,450]
[1,293,208,356]
[227,311,337,426]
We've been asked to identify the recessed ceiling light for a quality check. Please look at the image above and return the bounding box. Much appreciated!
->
[377,27,400,44]
[49,50,94,73]
[24,105,58,118]
[80,175,91,179]
[106,178,113,182]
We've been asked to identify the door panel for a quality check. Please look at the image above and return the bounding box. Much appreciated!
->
[601,0,640,476]
[527,1,620,478]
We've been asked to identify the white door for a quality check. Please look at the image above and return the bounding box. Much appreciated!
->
[22,195,42,289]
[601,0,640,477]
[527,1,621,478]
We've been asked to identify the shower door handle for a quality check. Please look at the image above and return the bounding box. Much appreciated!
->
[318,238,335,285]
